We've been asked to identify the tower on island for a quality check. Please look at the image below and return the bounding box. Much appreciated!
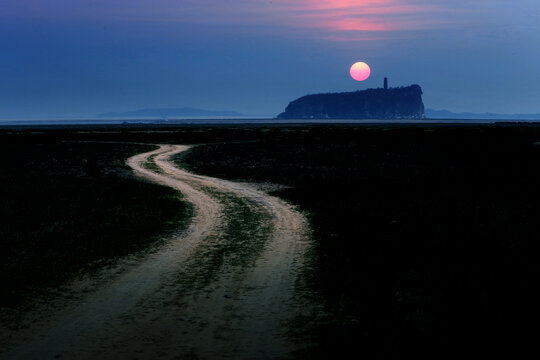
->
[384,77,388,90]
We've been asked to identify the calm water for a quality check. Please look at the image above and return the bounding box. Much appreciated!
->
[1,118,540,126]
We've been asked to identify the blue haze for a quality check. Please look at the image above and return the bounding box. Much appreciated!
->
[1,1,540,119]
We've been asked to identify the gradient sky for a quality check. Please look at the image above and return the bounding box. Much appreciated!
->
[1,0,540,118]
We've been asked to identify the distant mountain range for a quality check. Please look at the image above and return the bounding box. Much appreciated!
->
[426,109,540,120]
[96,106,540,121]
[97,107,246,118]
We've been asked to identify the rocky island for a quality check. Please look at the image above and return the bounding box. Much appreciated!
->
[277,79,425,120]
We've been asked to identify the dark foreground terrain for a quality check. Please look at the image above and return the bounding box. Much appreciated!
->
[178,125,540,358]
[0,137,190,310]
[1,124,539,358]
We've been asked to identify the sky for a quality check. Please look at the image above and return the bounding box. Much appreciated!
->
[1,0,540,118]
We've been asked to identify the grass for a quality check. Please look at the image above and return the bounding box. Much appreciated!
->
[179,125,540,359]
[0,140,191,311]
[143,153,164,173]
[2,124,540,358]
[172,188,272,294]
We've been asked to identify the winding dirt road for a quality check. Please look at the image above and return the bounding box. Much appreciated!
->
[1,145,311,360]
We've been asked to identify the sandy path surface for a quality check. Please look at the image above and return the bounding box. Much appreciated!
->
[1,144,311,360]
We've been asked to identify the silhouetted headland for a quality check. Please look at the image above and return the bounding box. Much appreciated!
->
[278,80,425,120]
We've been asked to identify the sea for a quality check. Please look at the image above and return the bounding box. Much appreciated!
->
[1,117,540,126]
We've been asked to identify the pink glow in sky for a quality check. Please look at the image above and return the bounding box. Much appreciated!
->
[350,62,371,81]
[2,1,470,40]
[2,0,540,118]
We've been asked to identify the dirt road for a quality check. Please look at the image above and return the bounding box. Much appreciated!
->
[1,144,311,359]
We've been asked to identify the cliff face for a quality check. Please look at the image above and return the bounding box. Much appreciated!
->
[277,85,424,119]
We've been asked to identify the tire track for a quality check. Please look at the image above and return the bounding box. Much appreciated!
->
[1,144,311,360]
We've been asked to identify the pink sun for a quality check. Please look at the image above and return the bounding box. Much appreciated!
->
[350,62,371,81]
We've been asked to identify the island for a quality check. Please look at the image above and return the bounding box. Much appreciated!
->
[277,79,425,120]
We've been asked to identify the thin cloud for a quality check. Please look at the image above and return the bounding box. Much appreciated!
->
[2,0,479,40]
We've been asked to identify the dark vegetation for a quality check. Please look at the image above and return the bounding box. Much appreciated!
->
[0,136,190,310]
[278,85,424,119]
[179,125,540,359]
[1,124,539,358]
[174,190,271,293]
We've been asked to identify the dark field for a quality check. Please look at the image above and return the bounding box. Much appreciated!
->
[1,124,539,358]
[177,126,540,359]
[0,138,190,310]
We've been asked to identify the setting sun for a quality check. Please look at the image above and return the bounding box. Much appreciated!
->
[350,61,371,81]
